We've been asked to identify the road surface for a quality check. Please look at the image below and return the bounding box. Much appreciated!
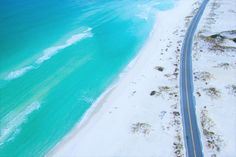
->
[180,0,209,157]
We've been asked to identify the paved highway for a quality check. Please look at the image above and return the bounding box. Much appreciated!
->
[180,0,209,156]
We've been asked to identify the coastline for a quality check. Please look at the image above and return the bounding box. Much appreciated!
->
[48,0,199,156]
[47,14,157,155]
[47,19,155,157]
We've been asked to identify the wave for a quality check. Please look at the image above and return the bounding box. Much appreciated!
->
[4,27,93,81]
[136,4,153,20]
[0,101,40,146]
[5,65,34,80]
[35,28,93,64]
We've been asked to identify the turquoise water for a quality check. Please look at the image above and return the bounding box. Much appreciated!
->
[0,0,174,156]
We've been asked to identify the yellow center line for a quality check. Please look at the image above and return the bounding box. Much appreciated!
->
[182,1,208,156]
[184,38,197,157]
[183,4,204,156]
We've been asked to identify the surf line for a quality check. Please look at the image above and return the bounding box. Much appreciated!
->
[5,28,93,81]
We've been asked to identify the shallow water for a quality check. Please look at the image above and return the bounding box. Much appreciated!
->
[0,0,174,156]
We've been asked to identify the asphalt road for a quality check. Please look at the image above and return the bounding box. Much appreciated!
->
[180,0,209,156]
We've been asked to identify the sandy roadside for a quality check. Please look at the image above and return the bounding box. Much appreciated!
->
[192,0,236,156]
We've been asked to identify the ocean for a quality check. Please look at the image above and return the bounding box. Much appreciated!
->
[0,0,174,156]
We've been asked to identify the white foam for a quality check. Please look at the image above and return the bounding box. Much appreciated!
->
[0,101,40,146]
[36,28,93,64]
[136,2,160,20]
[5,65,34,80]
[4,27,93,81]
[136,4,152,20]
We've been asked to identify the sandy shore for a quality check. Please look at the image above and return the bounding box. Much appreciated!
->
[48,0,199,156]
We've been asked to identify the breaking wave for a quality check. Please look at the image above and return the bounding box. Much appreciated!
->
[4,28,93,81]
[5,66,34,80]
[36,28,93,64]
[0,101,40,146]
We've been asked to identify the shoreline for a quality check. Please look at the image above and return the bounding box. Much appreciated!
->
[47,13,158,157]
[48,0,198,156]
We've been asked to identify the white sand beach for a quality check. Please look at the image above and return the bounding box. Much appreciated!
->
[48,0,199,156]
[47,0,236,156]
